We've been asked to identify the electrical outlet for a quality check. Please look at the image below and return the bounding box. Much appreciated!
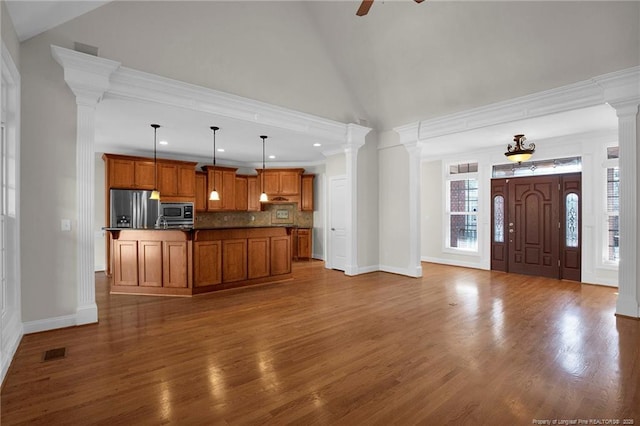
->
[61,219,72,232]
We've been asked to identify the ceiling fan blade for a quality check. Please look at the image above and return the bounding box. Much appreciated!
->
[356,0,374,16]
[414,0,426,3]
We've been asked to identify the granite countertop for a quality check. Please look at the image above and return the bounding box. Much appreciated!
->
[103,225,309,231]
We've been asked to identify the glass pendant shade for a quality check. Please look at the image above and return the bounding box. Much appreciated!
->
[505,134,535,163]
[150,124,161,200]
[259,135,268,203]
[210,126,220,202]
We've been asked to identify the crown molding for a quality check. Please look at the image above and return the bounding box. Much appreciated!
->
[392,66,639,148]
[592,66,640,110]
[51,45,120,105]
[106,62,366,145]
[51,45,370,149]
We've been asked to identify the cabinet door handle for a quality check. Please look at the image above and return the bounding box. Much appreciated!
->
[331,228,335,231]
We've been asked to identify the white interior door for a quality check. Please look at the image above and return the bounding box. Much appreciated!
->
[330,177,347,271]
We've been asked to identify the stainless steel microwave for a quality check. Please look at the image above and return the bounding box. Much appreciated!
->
[159,202,194,226]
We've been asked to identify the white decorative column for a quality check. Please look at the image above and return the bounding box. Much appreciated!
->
[595,67,640,318]
[51,46,120,325]
[395,122,423,277]
[344,123,371,276]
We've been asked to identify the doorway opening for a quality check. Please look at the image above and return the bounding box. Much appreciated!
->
[491,173,581,281]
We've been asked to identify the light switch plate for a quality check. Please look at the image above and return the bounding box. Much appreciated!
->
[61,219,71,232]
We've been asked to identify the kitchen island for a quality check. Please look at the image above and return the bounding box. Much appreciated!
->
[106,227,292,296]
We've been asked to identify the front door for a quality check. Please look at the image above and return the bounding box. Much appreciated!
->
[491,173,581,280]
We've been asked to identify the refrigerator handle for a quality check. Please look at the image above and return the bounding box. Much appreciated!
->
[142,194,147,228]
[133,192,139,228]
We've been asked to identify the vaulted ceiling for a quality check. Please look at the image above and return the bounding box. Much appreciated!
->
[6,1,639,162]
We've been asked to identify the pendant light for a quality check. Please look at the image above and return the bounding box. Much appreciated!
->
[209,126,220,201]
[259,135,268,202]
[505,134,535,164]
[149,124,161,200]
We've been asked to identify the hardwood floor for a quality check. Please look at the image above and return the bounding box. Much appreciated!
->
[2,262,639,424]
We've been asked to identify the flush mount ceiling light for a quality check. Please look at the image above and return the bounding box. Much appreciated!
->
[209,126,220,201]
[505,134,535,163]
[260,135,268,203]
[150,124,161,200]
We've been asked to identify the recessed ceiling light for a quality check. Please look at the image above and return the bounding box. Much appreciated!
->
[268,155,276,159]
[313,143,321,147]
[217,148,225,152]
[159,140,168,145]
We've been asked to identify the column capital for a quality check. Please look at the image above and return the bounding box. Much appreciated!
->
[51,45,120,106]
[344,123,371,153]
[593,66,640,114]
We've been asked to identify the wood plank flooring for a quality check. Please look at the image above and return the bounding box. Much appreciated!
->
[2,262,639,424]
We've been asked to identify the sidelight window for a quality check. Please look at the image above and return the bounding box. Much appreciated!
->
[565,193,579,248]
[447,163,478,251]
[606,166,619,262]
[493,195,504,243]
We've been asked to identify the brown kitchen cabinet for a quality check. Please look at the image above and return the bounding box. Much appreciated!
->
[162,241,188,288]
[259,169,304,196]
[301,174,314,211]
[158,162,196,201]
[247,176,260,211]
[112,239,138,286]
[222,239,247,283]
[104,155,155,190]
[204,166,237,211]
[109,230,191,296]
[195,171,207,212]
[271,235,292,275]
[194,240,222,287]
[292,228,312,260]
[248,237,270,279]
[235,176,248,211]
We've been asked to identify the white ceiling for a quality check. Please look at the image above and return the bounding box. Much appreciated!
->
[95,96,338,167]
[6,1,633,165]
[5,0,110,42]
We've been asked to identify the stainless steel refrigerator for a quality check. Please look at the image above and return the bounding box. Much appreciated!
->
[109,189,159,229]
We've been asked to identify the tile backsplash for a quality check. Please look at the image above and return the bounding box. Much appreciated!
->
[195,203,313,228]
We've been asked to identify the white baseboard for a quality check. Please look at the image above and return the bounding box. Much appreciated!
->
[23,314,78,334]
[421,256,488,271]
[379,264,421,277]
[616,298,640,318]
[1,317,24,385]
[356,265,379,274]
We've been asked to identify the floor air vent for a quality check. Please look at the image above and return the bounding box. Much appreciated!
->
[42,347,66,362]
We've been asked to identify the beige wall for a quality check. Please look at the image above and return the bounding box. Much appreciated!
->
[20,33,78,321]
[357,131,379,269]
[378,143,410,271]
[421,160,442,260]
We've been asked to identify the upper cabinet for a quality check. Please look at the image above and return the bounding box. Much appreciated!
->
[195,171,207,212]
[203,166,238,211]
[105,155,155,190]
[247,176,260,212]
[103,154,197,202]
[260,169,304,196]
[158,162,196,201]
[301,174,315,212]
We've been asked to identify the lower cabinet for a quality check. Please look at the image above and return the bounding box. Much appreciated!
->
[194,241,222,287]
[248,237,270,279]
[163,241,188,288]
[271,235,291,275]
[139,241,163,287]
[111,228,291,295]
[111,231,190,292]
[113,240,139,286]
[223,239,248,283]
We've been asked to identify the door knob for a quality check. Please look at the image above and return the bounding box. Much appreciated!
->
[331,228,335,231]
